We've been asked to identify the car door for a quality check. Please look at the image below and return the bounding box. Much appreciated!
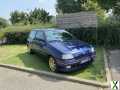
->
[34,31,47,55]
[27,30,37,51]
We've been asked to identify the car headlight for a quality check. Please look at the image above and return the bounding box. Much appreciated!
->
[62,54,74,59]
[91,47,95,52]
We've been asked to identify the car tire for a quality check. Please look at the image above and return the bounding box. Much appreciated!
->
[28,48,34,54]
[49,57,57,72]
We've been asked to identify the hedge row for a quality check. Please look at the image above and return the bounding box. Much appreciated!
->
[4,32,29,44]
[0,26,120,46]
[67,28,97,45]
[67,26,120,47]
[97,26,120,47]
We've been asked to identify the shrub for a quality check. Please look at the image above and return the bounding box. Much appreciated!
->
[0,23,56,44]
[4,31,29,44]
[97,25,120,47]
[0,18,8,29]
[67,26,120,47]
[67,28,97,45]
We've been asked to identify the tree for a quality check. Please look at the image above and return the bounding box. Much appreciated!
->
[10,11,28,25]
[113,2,120,15]
[0,17,8,29]
[10,9,52,25]
[97,0,120,15]
[97,0,119,11]
[82,0,106,25]
[56,0,87,14]
[29,8,52,24]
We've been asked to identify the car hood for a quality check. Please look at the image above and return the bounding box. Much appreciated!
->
[48,40,92,55]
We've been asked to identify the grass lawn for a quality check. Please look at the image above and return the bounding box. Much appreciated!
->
[0,45,106,82]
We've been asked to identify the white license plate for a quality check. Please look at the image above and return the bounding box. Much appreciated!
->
[81,58,89,64]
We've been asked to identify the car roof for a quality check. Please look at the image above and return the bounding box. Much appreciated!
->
[32,28,65,32]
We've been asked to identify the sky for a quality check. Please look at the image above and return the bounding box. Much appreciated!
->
[0,0,57,20]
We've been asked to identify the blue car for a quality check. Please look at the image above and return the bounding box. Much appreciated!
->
[27,28,95,72]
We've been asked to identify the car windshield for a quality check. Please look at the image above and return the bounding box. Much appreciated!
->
[45,30,76,41]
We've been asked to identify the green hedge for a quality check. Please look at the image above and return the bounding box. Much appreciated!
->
[67,28,97,45]
[0,23,56,44]
[67,26,120,47]
[0,25,120,46]
[97,26,120,47]
[4,32,29,44]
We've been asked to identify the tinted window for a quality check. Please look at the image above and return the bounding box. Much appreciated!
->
[36,31,44,40]
[29,31,36,40]
[45,30,76,41]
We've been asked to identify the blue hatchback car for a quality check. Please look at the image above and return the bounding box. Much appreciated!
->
[27,29,96,72]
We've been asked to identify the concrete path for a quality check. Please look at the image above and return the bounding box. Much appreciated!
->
[0,67,105,90]
[109,50,120,80]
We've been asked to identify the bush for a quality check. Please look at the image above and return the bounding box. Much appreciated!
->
[0,23,56,44]
[97,25,120,47]
[0,24,120,47]
[0,18,8,29]
[4,31,29,44]
[67,26,120,47]
[67,28,97,45]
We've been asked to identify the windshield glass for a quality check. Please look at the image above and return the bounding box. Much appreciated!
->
[45,30,76,41]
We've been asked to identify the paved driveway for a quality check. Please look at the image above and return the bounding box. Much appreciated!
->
[109,50,120,80]
[0,67,105,90]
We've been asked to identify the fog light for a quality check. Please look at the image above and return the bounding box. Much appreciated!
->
[66,66,71,69]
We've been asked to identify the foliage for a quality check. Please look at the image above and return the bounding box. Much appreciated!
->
[4,32,29,44]
[67,28,97,45]
[113,2,120,15]
[97,0,120,15]
[83,0,107,26]
[0,23,56,43]
[66,24,120,47]
[10,9,52,25]
[97,0,118,11]
[56,0,87,13]
[0,17,8,29]
[29,8,52,24]
[97,24,120,47]
[10,11,28,25]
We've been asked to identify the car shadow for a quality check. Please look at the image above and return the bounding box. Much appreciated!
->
[17,52,49,71]
[17,52,64,82]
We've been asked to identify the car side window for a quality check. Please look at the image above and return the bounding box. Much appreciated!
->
[29,31,36,40]
[35,31,44,40]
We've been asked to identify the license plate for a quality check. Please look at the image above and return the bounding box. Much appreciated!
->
[81,58,89,64]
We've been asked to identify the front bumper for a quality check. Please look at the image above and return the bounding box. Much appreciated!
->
[56,53,95,72]
[57,59,93,72]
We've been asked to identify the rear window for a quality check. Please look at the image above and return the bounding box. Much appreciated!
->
[29,31,36,40]
[35,31,44,40]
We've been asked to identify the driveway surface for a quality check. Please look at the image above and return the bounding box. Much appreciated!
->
[109,50,120,80]
[0,67,106,90]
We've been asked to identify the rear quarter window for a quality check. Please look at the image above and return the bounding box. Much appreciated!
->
[28,31,36,40]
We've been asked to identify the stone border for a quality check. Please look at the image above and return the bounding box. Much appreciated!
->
[103,49,112,88]
[0,63,108,88]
